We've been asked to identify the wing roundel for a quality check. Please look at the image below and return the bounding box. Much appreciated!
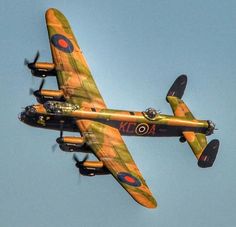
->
[45,8,107,109]
[76,120,157,209]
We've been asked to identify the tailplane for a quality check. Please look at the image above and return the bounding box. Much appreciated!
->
[166,75,219,167]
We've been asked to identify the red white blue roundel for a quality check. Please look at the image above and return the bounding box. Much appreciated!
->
[51,34,74,53]
[117,172,141,187]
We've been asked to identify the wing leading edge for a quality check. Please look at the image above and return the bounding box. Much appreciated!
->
[76,120,157,208]
[45,8,106,109]
[46,8,156,208]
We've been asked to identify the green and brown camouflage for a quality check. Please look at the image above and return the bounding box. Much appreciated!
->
[46,8,107,109]
[19,8,219,209]
[19,98,214,208]
[23,102,210,137]
[77,120,157,208]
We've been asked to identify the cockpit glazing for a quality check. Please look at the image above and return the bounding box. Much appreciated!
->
[43,101,79,114]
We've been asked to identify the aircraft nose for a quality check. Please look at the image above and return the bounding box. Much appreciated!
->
[25,105,36,115]
[18,112,26,122]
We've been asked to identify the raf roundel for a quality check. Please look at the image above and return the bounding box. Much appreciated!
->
[117,172,141,187]
[135,123,149,135]
[51,34,74,53]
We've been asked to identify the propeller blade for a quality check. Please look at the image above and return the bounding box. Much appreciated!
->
[53,123,64,151]
[24,58,29,66]
[29,78,45,96]
[38,78,45,91]
[73,154,90,180]
[52,143,58,152]
[24,51,40,69]
[73,154,80,163]
[33,51,40,64]
[29,88,34,95]
[73,154,89,166]
[81,154,89,163]
[59,122,63,138]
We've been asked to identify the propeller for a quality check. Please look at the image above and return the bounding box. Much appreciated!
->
[24,51,40,70]
[52,121,64,152]
[73,154,89,168]
[72,154,89,183]
[29,78,45,96]
[51,143,58,152]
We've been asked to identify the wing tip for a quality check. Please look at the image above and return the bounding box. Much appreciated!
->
[46,8,58,15]
[147,200,158,209]
[138,196,158,209]
[45,8,65,21]
[132,191,158,209]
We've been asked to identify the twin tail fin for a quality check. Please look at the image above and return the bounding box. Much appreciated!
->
[166,75,219,168]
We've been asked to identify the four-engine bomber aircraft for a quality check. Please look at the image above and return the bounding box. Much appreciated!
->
[19,8,219,208]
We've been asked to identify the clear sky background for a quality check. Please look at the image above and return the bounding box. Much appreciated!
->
[0,0,235,226]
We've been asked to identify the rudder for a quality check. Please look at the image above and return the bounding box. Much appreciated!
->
[166,75,194,119]
[166,74,187,100]
[198,139,220,168]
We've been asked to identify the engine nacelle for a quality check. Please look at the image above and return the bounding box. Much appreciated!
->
[57,136,87,152]
[77,161,109,176]
[28,62,56,77]
[59,144,86,152]
[34,89,65,104]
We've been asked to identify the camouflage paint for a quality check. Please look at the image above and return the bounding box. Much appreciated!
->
[19,8,219,209]
[22,104,209,136]
[77,120,157,208]
[46,8,107,109]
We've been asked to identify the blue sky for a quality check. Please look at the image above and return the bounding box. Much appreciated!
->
[0,0,235,226]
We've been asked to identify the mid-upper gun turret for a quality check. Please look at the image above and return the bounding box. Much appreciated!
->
[143,107,160,121]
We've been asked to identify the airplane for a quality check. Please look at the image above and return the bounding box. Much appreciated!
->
[19,8,220,209]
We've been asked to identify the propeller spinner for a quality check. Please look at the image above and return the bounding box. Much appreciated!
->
[24,51,40,71]
[29,78,45,96]
[73,154,89,169]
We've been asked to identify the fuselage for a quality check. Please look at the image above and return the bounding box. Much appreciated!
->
[19,102,210,137]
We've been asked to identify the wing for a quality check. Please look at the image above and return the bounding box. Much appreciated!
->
[76,120,157,208]
[45,8,106,109]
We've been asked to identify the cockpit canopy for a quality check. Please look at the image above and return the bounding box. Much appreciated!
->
[143,107,159,120]
[43,101,79,114]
